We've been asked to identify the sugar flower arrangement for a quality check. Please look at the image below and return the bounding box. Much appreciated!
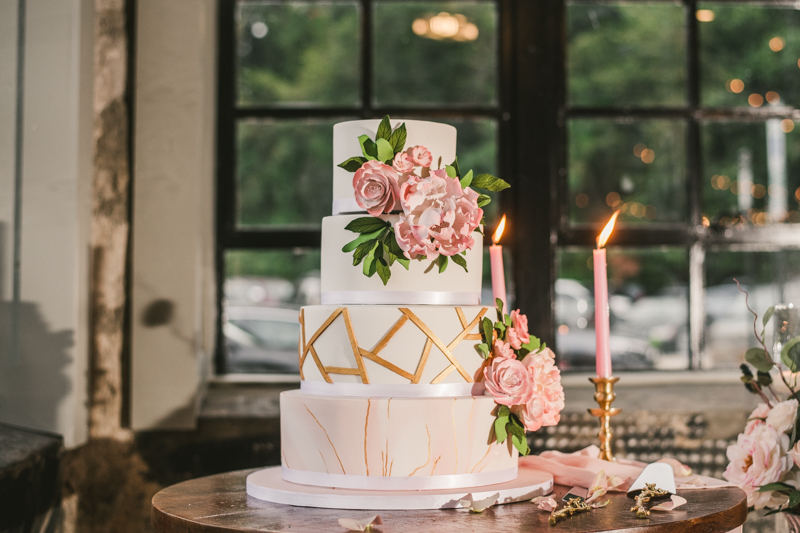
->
[725,281,800,515]
[475,299,565,456]
[337,116,510,285]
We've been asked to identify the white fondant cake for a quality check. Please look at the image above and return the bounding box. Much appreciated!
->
[321,215,483,306]
[278,118,518,493]
[332,120,456,214]
[280,390,518,490]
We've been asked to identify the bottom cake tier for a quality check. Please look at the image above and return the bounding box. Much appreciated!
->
[280,389,518,491]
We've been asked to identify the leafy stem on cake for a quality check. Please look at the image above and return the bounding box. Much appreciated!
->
[476,299,565,457]
[338,115,510,285]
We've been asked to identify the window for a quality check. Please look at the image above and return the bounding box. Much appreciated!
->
[217,0,507,374]
[218,0,800,376]
[558,1,800,371]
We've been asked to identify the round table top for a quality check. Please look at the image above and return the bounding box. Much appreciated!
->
[151,468,748,533]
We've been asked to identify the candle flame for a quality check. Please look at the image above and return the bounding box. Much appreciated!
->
[597,211,620,248]
[492,215,507,244]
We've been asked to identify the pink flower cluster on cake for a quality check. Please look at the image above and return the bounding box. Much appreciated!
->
[395,169,482,261]
[482,309,565,433]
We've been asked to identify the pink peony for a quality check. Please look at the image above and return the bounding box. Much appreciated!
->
[723,424,793,509]
[493,340,516,360]
[392,151,414,174]
[353,160,400,216]
[483,357,534,407]
[507,328,524,350]
[521,347,565,428]
[398,170,483,259]
[394,216,435,260]
[410,145,432,167]
[512,395,544,432]
[745,403,771,435]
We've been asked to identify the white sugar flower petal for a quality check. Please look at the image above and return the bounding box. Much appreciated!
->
[338,515,383,531]
[651,495,688,512]
[459,492,500,513]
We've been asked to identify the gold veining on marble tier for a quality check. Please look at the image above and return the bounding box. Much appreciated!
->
[304,403,346,474]
[299,307,487,384]
[364,399,371,476]
[408,425,431,476]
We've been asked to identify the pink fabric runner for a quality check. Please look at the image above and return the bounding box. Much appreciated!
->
[520,445,735,492]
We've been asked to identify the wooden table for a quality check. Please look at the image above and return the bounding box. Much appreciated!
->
[151,469,748,533]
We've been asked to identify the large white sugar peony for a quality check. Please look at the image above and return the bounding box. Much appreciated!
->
[767,399,798,434]
[723,424,793,509]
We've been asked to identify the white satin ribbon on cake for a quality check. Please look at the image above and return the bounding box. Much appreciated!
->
[331,198,364,215]
[301,380,486,398]
[321,291,481,306]
[281,466,518,491]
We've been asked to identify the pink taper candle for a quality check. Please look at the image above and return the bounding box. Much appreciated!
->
[594,211,619,378]
[490,215,507,308]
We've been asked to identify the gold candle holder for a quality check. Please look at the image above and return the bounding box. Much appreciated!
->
[588,376,621,462]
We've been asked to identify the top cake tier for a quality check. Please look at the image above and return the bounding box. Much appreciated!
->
[332,119,457,214]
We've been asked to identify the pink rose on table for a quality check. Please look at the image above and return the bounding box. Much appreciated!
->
[522,347,565,427]
[353,160,400,216]
[723,424,792,509]
[392,151,414,174]
[493,340,516,360]
[745,403,771,435]
[483,357,534,407]
[410,145,433,167]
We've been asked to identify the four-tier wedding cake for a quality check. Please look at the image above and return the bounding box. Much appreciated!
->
[278,118,564,494]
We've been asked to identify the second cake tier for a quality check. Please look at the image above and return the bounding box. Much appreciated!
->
[300,305,491,387]
[321,214,484,306]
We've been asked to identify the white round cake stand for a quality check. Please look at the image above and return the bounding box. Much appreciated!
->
[246,463,553,510]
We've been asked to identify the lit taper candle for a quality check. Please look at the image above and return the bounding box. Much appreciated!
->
[593,211,619,378]
[490,215,507,308]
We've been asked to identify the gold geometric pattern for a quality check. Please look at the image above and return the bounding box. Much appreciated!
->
[299,307,487,384]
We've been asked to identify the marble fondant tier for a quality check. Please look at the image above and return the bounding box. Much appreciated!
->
[280,390,518,490]
[332,119,457,214]
[299,305,490,386]
[320,215,484,306]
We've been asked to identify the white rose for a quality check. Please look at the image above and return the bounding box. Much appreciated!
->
[791,442,800,469]
[767,399,798,434]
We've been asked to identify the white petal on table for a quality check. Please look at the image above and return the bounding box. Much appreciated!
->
[651,495,688,512]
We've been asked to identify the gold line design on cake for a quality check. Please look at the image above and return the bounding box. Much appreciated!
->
[280,117,565,492]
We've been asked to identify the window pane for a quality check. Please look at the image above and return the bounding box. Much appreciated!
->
[373,2,497,106]
[237,119,337,228]
[557,248,689,372]
[705,250,800,369]
[224,249,320,373]
[699,4,800,108]
[567,4,686,107]
[568,120,687,225]
[237,2,360,107]
[702,121,800,226]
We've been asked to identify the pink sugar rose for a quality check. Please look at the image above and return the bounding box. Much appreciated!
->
[510,310,530,343]
[507,328,523,350]
[410,145,433,167]
[723,424,793,509]
[392,151,414,174]
[493,340,516,360]
[521,347,565,428]
[353,160,400,216]
[483,357,534,407]
[745,403,771,435]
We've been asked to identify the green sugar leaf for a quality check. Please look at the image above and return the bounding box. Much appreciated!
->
[376,256,391,285]
[438,255,449,273]
[450,157,461,178]
[445,165,457,178]
[475,343,490,359]
[471,174,511,192]
[376,116,392,141]
[477,194,492,208]
[376,138,394,164]
[460,169,473,189]
[482,317,494,344]
[345,217,391,234]
[359,135,378,160]
[362,243,380,277]
[337,156,368,172]
[396,256,410,270]
[352,239,377,266]
[342,227,385,252]
[388,123,407,154]
[451,254,468,272]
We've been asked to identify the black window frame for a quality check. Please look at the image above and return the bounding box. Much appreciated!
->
[216,0,800,375]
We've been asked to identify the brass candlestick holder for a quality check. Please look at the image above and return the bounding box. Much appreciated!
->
[588,376,621,462]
